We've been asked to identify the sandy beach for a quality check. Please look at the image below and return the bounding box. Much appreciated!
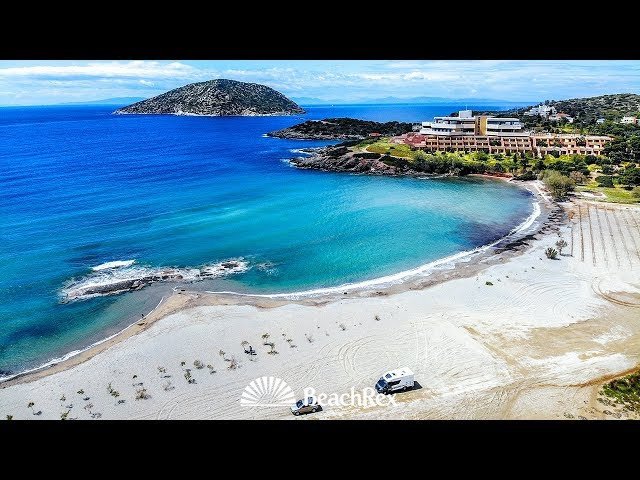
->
[2,184,639,420]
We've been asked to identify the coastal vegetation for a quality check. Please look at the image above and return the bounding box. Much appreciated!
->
[540,170,575,200]
[601,370,640,413]
[545,247,558,259]
[351,136,640,203]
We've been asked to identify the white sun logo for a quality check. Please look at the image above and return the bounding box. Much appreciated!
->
[240,376,296,407]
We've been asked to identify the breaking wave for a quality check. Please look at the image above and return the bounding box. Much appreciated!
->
[91,259,136,271]
[61,258,248,302]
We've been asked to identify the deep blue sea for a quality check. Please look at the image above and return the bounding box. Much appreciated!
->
[0,103,534,376]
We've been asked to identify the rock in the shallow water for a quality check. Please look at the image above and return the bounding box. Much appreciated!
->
[114,79,304,116]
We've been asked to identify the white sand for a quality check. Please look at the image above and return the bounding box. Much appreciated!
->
[1,198,639,420]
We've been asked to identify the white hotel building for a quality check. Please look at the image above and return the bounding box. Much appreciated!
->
[420,110,527,137]
[397,110,611,156]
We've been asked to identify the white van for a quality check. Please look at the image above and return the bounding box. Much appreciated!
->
[375,367,414,394]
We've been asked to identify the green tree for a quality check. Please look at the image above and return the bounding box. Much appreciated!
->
[621,167,640,186]
[541,170,575,200]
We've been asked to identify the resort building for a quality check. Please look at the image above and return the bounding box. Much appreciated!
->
[621,116,638,125]
[420,110,477,136]
[531,134,611,156]
[420,110,527,137]
[394,109,612,157]
[394,132,611,157]
[548,113,574,123]
[524,105,557,117]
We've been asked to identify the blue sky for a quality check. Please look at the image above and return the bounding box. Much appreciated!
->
[0,60,638,106]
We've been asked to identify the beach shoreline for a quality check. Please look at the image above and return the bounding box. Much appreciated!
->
[1,179,546,388]
[2,186,638,420]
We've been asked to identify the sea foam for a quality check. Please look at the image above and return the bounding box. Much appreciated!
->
[62,259,248,302]
[91,259,136,271]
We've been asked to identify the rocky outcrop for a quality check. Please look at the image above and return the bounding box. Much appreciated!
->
[268,118,413,139]
[291,144,424,176]
[61,260,248,302]
[114,79,304,116]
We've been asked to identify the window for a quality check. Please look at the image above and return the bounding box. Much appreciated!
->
[388,380,401,387]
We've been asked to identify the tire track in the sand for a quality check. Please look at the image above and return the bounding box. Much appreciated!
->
[591,277,640,308]
[611,208,633,269]
[570,219,575,257]
[337,336,378,381]
[593,205,608,267]
[601,206,620,268]
[586,204,596,266]
[623,208,640,264]
[578,204,585,262]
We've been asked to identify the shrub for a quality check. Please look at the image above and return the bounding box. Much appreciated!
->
[193,360,204,369]
[485,281,493,286]
[545,247,558,259]
[135,388,150,400]
[339,323,347,331]
[569,171,587,184]
[163,381,175,391]
[514,170,536,181]
[632,186,640,198]
[184,370,196,384]
[555,239,568,254]
[596,175,614,187]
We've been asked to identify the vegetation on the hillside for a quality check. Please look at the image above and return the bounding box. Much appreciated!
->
[483,93,640,127]
[268,118,413,140]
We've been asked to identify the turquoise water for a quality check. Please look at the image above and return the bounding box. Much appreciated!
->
[0,104,533,376]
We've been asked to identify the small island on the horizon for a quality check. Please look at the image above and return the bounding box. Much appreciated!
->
[114,79,305,116]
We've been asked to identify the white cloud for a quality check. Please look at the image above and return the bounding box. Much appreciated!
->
[0,61,198,79]
[1,60,639,106]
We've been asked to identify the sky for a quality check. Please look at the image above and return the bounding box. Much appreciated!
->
[0,60,638,106]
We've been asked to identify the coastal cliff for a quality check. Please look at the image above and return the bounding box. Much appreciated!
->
[115,79,305,116]
[267,118,412,140]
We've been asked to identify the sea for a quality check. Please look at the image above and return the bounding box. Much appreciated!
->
[0,103,535,378]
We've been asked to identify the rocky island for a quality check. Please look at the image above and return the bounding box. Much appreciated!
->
[267,117,413,140]
[114,79,305,116]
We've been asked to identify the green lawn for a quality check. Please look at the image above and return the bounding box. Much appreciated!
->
[358,139,414,158]
[576,184,639,204]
